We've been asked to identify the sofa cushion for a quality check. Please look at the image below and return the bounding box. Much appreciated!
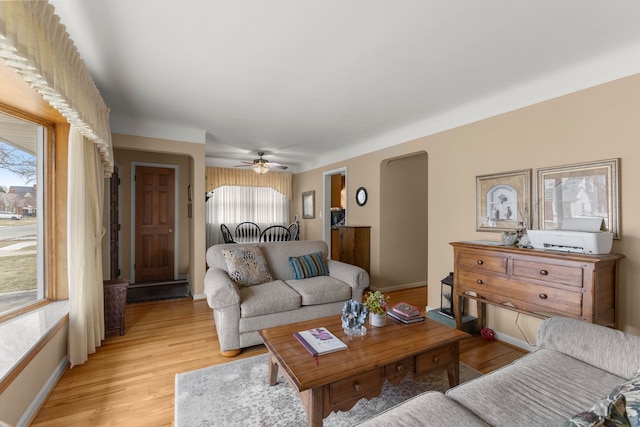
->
[289,252,329,279]
[286,276,352,306]
[223,246,272,287]
[239,280,301,317]
[446,349,626,427]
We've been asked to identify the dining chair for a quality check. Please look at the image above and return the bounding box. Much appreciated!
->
[220,224,235,243]
[288,221,300,241]
[260,225,291,242]
[235,222,261,241]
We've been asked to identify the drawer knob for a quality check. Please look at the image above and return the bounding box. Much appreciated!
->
[354,382,361,391]
[477,260,484,265]
[539,269,548,276]
[433,356,440,364]
[476,279,483,285]
[396,364,405,372]
[539,293,548,300]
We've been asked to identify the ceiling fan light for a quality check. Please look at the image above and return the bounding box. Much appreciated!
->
[253,164,269,174]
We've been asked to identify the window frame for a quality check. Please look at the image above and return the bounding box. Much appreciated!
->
[0,103,55,322]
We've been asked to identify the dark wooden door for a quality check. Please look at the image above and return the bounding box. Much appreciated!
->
[135,166,175,283]
[109,165,120,279]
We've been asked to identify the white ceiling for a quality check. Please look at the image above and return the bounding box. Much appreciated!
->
[48,1,640,173]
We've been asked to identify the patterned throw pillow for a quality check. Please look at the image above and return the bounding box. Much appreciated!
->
[288,252,329,279]
[223,246,273,287]
[564,371,640,427]
[618,371,640,425]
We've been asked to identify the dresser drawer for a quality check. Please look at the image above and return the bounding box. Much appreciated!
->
[457,269,503,294]
[415,344,454,375]
[328,367,384,407]
[460,270,582,316]
[512,259,583,288]
[457,250,507,275]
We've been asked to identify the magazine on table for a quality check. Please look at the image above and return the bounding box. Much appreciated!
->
[294,327,347,359]
[387,310,425,324]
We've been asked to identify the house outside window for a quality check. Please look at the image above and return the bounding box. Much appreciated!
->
[0,112,44,315]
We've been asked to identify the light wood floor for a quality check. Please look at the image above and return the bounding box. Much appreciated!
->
[31,287,526,426]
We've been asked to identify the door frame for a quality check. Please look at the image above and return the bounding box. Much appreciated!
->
[322,167,347,249]
[130,161,180,283]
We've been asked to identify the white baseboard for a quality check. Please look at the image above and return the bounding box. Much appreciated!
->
[493,330,537,352]
[372,281,427,293]
[192,293,206,301]
[19,357,68,427]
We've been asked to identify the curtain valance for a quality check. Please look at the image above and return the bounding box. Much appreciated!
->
[0,1,113,176]
[206,167,292,199]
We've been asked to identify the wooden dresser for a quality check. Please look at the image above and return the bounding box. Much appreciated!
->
[331,226,371,273]
[450,241,624,331]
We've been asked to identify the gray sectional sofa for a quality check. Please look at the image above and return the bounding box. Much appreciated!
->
[204,240,369,356]
[361,317,640,426]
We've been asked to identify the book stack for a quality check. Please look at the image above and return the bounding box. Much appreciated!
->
[388,302,426,324]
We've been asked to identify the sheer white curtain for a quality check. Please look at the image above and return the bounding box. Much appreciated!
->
[67,126,105,367]
[206,186,289,247]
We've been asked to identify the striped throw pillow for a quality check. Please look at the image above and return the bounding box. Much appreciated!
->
[289,252,329,279]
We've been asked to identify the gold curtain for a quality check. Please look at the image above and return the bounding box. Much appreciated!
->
[206,167,293,199]
[0,1,113,176]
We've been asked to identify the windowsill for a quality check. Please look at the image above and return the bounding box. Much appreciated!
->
[0,301,69,384]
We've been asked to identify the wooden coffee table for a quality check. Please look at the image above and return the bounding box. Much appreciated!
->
[259,314,470,426]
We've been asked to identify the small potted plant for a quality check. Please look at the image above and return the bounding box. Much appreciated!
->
[364,290,390,327]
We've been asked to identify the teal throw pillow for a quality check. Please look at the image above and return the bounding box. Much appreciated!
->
[289,252,329,279]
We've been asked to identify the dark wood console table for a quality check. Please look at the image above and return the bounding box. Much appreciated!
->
[450,241,624,330]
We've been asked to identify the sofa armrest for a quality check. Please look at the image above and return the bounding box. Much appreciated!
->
[537,316,640,379]
[204,268,241,310]
[358,391,488,427]
[327,259,369,302]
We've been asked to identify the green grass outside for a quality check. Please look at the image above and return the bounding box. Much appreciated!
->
[0,254,37,293]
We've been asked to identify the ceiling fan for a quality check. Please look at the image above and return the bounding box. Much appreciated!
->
[234,152,288,174]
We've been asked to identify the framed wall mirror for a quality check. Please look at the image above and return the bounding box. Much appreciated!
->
[355,187,368,206]
[302,190,315,219]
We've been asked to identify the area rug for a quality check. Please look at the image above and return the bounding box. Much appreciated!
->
[175,353,482,426]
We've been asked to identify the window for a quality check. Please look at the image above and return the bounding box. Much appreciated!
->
[205,185,289,247]
[0,112,45,316]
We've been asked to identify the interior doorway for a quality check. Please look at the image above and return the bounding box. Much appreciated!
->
[322,167,346,256]
[379,151,428,291]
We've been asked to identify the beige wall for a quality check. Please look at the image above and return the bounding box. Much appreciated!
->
[293,73,640,341]
[110,134,207,297]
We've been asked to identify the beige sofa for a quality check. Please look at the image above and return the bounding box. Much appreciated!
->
[204,240,369,356]
[360,317,640,426]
